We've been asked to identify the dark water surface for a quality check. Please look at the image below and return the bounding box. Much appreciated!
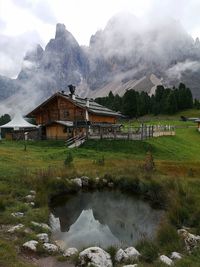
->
[50,190,164,249]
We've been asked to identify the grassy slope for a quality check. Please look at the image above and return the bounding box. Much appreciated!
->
[0,110,200,266]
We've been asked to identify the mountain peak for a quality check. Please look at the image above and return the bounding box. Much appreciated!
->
[24,44,44,62]
[55,23,67,39]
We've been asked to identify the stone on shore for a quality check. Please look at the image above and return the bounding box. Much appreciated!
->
[63,247,78,257]
[159,255,173,266]
[23,240,38,252]
[79,247,112,267]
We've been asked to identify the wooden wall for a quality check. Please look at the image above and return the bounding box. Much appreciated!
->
[35,96,85,125]
[46,124,67,140]
[33,95,118,126]
[89,113,117,124]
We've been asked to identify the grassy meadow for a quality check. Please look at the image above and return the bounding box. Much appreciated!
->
[0,110,200,266]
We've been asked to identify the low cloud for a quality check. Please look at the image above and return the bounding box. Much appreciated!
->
[166,60,200,80]
[0,31,42,78]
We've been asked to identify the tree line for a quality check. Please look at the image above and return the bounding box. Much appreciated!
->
[95,83,200,118]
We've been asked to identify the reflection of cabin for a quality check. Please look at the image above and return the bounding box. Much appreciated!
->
[27,88,121,140]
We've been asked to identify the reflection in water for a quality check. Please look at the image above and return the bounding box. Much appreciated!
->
[50,191,164,249]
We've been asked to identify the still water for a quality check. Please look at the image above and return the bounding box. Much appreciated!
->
[50,191,163,249]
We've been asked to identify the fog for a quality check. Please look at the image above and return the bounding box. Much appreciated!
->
[1,11,200,115]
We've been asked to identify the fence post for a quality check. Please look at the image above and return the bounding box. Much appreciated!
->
[100,127,103,140]
[141,124,143,140]
[114,128,116,140]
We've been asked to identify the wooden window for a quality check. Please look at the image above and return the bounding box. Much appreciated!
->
[63,110,69,118]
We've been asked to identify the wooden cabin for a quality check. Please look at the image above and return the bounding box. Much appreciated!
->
[27,88,121,140]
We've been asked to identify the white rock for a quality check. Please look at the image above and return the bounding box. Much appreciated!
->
[115,247,140,262]
[11,212,24,217]
[123,265,138,267]
[31,221,51,231]
[79,247,112,267]
[108,182,114,188]
[36,233,49,243]
[23,240,38,252]
[159,255,173,266]
[8,224,24,233]
[178,228,200,251]
[24,228,33,234]
[72,178,82,187]
[43,243,58,253]
[63,247,78,257]
[124,247,140,259]
[25,195,35,202]
[115,249,128,262]
[81,176,89,186]
[170,252,182,260]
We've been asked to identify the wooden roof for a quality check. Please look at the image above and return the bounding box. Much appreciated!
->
[27,91,122,118]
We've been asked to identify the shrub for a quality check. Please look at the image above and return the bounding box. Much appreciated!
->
[156,222,183,253]
[136,239,158,263]
[64,152,73,166]
[143,151,155,172]
[106,246,117,264]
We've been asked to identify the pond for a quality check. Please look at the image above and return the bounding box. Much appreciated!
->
[50,190,164,250]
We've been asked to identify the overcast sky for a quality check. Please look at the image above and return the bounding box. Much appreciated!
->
[1,0,200,77]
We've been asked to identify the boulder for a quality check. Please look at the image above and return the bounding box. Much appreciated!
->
[43,243,58,253]
[115,247,140,262]
[63,247,78,257]
[25,194,35,202]
[72,178,82,188]
[23,240,38,252]
[170,252,182,260]
[24,227,33,234]
[36,233,49,243]
[29,202,35,207]
[31,221,51,231]
[178,228,200,251]
[79,247,112,267]
[159,255,173,266]
[7,224,24,233]
[124,247,140,259]
[115,249,127,262]
[81,176,89,186]
[11,212,24,217]
[108,182,114,188]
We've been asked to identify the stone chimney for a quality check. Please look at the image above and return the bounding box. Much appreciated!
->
[68,84,76,100]
[86,98,90,108]
[85,98,90,121]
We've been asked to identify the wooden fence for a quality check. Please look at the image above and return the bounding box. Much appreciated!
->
[88,125,175,141]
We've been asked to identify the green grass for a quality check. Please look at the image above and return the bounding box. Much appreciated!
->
[80,127,200,161]
[0,113,200,266]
